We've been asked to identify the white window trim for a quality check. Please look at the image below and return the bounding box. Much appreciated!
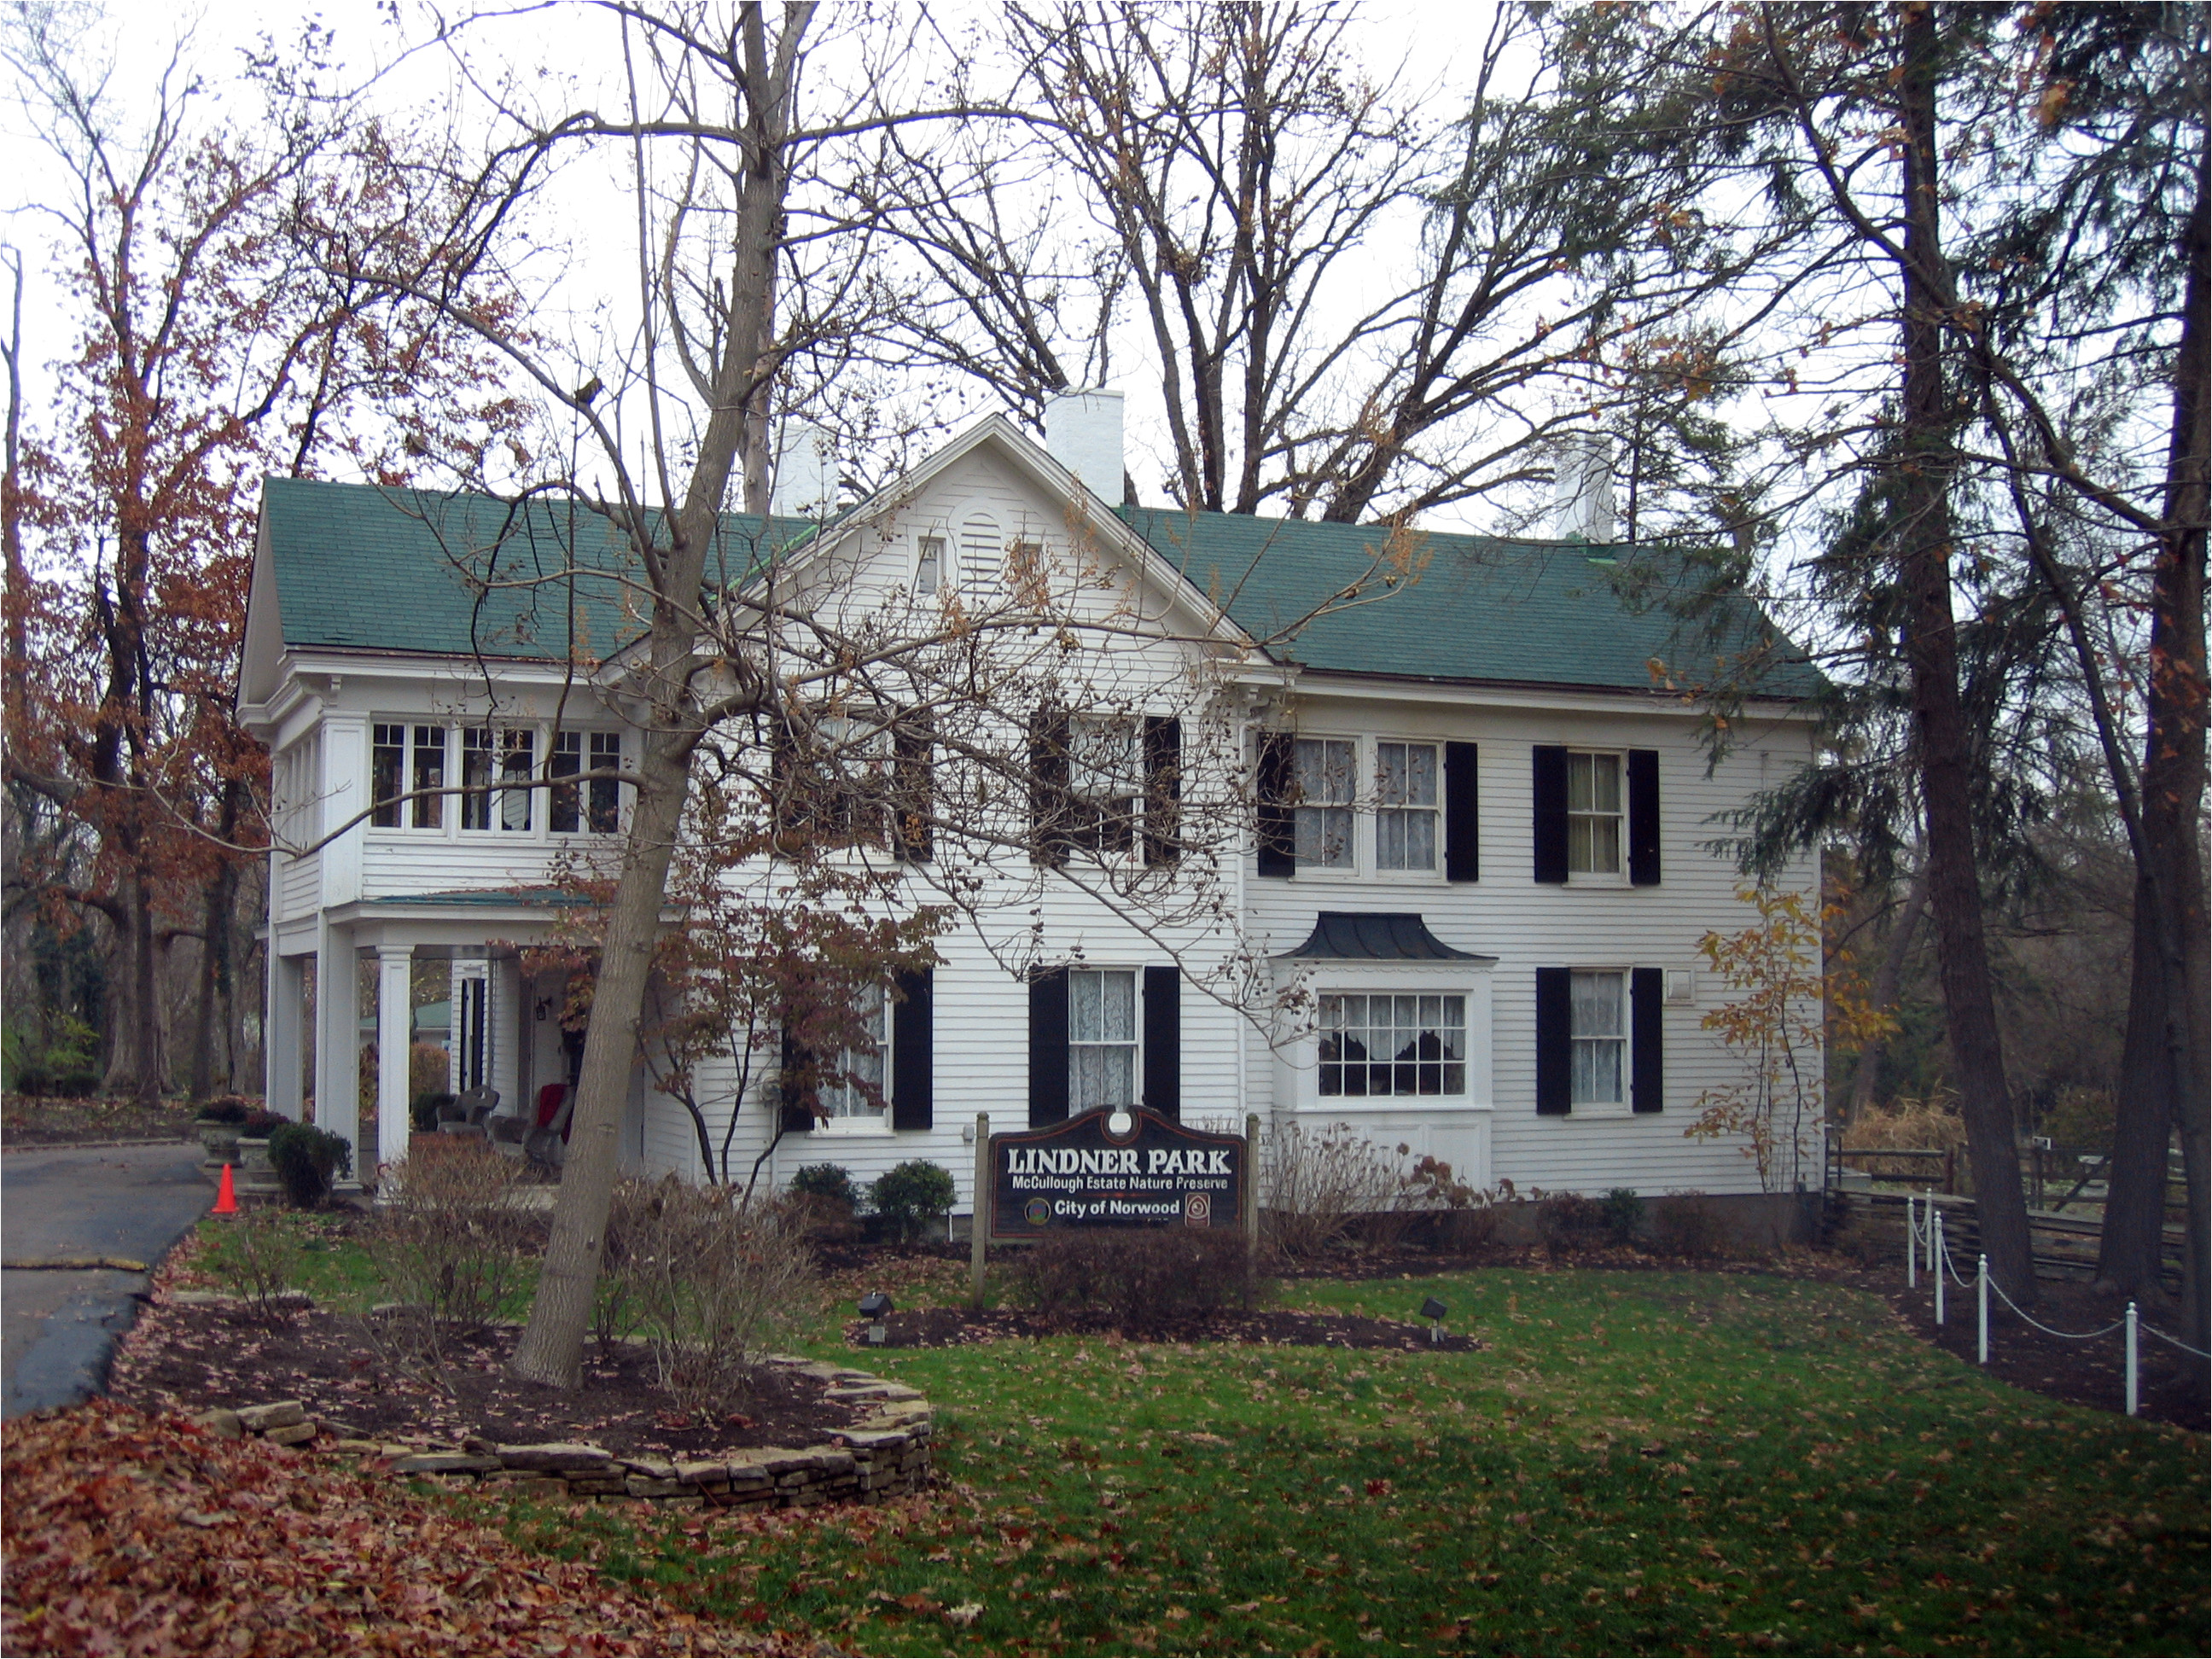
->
[816,983,894,1136]
[1278,962,1493,1114]
[1068,964,1144,1114]
[1283,732,1451,885]
[1568,965,1637,1120]
[1564,748,1628,887]
[363,719,631,843]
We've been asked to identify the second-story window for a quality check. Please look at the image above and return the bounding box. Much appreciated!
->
[1067,716,1138,852]
[1375,741,1439,870]
[1567,751,1622,874]
[463,728,534,832]
[916,535,943,596]
[1293,737,1356,868]
[371,724,405,829]
[550,731,625,834]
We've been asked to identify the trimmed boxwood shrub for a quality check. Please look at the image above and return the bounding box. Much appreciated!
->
[868,1161,956,1243]
[267,1122,353,1208]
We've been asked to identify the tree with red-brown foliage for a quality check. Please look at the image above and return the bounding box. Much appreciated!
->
[0,9,530,1106]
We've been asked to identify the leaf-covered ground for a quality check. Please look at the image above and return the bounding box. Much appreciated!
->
[507,1266,2209,1656]
[0,1400,800,1656]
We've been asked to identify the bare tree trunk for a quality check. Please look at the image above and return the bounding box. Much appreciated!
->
[510,4,804,1389]
[1895,2,2034,1303]
[1845,859,1930,1127]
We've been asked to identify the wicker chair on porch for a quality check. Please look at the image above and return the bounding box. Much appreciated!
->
[436,1086,500,1138]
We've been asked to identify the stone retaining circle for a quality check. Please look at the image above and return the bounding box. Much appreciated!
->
[188,1353,932,1511]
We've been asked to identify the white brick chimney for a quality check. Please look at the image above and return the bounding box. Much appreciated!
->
[1552,432,1616,543]
[769,420,835,518]
[1044,388,1126,505]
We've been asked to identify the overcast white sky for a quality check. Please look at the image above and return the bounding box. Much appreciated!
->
[6,0,1545,534]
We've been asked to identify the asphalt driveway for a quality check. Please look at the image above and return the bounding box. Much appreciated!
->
[3,1141,210,1417]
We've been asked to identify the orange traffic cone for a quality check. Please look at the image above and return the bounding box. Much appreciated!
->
[212,1162,238,1214]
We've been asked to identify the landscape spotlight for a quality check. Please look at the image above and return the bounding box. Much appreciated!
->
[859,1291,894,1346]
[1420,1296,1447,1344]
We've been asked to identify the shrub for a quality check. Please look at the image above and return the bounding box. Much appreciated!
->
[1650,1191,1728,1260]
[1600,1187,1642,1249]
[613,1180,812,1415]
[411,1091,457,1133]
[870,1161,956,1243]
[1534,1191,1606,1256]
[1842,1091,1968,1181]
[195,1095,251,1125]
[368,1144,538,1334]
[1009,1228,1262,1331]
[202,1209,303,1324]
[267,1122,353,1208]
[238,1108,288,1138]
[1263,1122,1404,1259]
[2,1016,99,1098]
[789,1163,861,1209]
[410,1042,451,1102]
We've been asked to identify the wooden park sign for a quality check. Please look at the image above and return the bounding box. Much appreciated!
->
[969,1107,1258,1303]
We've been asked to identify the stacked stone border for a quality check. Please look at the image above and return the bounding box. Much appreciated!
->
[187,1355,933,1511]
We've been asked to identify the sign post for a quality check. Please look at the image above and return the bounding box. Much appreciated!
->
[969,1113,989,1309]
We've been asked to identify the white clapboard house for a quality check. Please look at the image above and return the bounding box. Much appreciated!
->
[238,394,1821,1221]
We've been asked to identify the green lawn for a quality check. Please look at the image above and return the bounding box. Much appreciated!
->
[479,1265,2207,1656]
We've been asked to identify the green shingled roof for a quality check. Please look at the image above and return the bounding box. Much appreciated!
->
[1121,508,1819,700]
[259,477,814,661]
[259,476,1813,699]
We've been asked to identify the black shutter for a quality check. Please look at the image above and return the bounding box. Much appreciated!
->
[1444,742,1479,882]
[1532,746,1568,884]
[1027,967,1070,1126]
[1029,708,1070,867]
[891,969,934,1130]
[1534,967,1572,1115]
[1255,731,1295,877]
[893,717,933,862]
[1143,964,1181,1122]
[1143,716,1182,866]
[779,1027,815,1135]
[1631,967,1663,1114]
[1627,748,1661,886]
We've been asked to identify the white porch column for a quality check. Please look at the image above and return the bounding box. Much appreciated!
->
[314,928,360,1178]
[266,952,306,1119]
[375,946,415,1172]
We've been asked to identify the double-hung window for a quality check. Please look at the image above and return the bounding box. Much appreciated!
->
[1375,742,1439,871]
[821,986,891,1128]
[549,731,625,834]
[462,728,535,832]
[1567,752,1623,875]
[1569,970,1626,1104]
[1068,968,1138,1111]
[1293,737,1356,869]
[1318,993,1467,1097]
[370,725,446,830]
[1068,716,1138,853]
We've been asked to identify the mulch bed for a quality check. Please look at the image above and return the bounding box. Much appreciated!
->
[110,1300,864,1461]
[2,1093,202,1148]
[849,1304,1481,1352]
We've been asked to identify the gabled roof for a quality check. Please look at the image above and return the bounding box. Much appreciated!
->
[256,478,815,661]
[1121,509,1819,700]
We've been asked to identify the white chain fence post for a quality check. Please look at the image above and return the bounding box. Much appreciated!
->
[1906,1193,1918,1289]
[1924,1187,1937,1275]
[2126,1302,2139,1417]
[1934,1209,1946,1326]
[1977,1254,1988,1365]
